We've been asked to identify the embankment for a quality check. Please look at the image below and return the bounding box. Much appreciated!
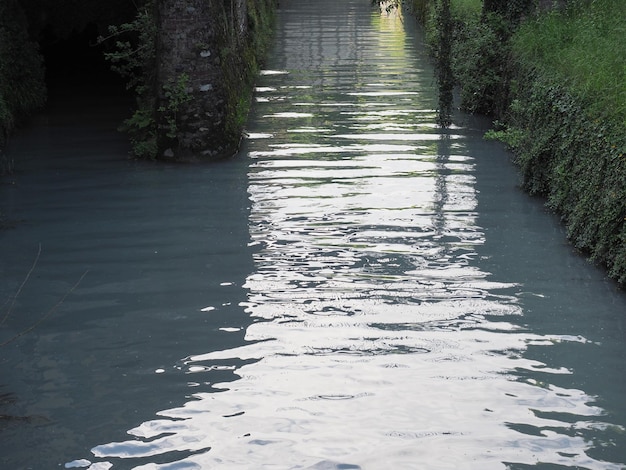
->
[412,0,626,285]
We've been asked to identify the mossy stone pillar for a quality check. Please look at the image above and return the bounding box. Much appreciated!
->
[156,0,247,160]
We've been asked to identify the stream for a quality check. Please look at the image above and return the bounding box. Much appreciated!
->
[1,1,625,469]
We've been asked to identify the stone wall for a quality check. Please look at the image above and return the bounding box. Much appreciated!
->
[156,0,248,160]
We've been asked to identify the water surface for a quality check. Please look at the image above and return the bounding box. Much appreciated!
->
[1,1,625,469]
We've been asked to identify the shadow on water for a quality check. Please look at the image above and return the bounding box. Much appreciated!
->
[0,68,258,467]
[463,113,626,467]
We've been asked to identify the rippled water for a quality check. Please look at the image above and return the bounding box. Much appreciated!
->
[1,1,626,469]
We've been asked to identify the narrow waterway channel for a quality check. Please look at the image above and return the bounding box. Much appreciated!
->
[1,1,626,469]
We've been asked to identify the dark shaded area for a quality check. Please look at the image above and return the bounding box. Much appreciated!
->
[20,0,138,97]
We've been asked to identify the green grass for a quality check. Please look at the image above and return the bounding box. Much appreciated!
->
[413,0,626,284]
[450,0,481,19]
[512,0,626,125]
[503,0,626,284]
[408,0,480,20]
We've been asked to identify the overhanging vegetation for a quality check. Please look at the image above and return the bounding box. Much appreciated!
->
[406,0,626,285]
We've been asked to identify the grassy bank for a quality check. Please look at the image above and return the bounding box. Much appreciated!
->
[506,0,625,284]
[412,0,626,285]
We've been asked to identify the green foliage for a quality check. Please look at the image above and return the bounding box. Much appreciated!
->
[220,0,277,145]
[419,0,515,117]
[512,0,625,127]
[118,107,157,159]
[482,0,535,25]
[452,12,514,116]
[506,76,626,283]
[434,0,453,127]
[451,0,481,18]
[101,2,156,94]
[405,0,429,23]
[483,116,524,149]
[0,0,46,158]
[493,0,626,284]
[157,74,192,140]
[99,0,157,159]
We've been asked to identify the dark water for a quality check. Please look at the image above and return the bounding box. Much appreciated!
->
[1,1,626,469]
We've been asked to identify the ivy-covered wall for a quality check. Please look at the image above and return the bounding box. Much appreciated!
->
[503,0,626,285]
[508,76,626,284]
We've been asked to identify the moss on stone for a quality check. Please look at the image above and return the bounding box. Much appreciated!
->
[220,0,277,153]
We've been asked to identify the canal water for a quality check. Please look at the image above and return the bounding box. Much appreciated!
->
[1,1,626,469]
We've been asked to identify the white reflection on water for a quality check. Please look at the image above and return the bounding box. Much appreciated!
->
[73,1,624,469]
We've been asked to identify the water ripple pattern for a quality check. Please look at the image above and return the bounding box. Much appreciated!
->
[77,2,625,469]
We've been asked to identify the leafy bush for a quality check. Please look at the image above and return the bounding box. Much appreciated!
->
[99,0,158,159]
[499,0,626,284]
[452,13,512,116]
[420,0,512,117]
[507,75,626,283]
